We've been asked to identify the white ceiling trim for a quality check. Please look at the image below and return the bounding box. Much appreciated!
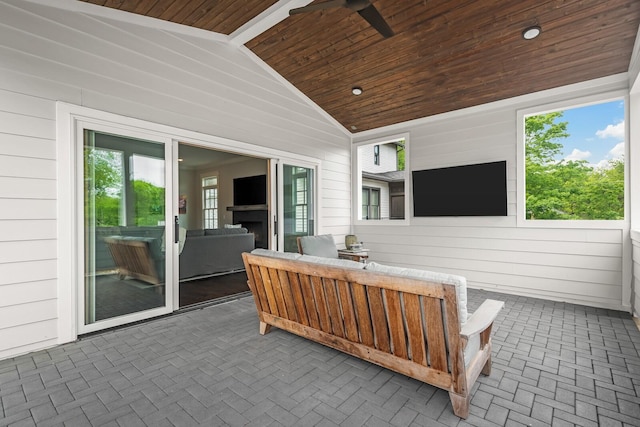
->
[229,0,313,46]
[239,45,351,137]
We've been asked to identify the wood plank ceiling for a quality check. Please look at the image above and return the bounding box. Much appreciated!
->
[80,0,640,133]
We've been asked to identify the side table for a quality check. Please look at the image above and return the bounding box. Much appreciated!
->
[338,249,369,263]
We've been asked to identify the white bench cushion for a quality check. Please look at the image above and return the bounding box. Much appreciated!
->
[364,262,468,324]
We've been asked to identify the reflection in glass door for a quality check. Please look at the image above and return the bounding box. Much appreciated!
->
[282,164,314,252]
[83,130,171,329]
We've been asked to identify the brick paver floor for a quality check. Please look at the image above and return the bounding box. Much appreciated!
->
[1,289,639,426]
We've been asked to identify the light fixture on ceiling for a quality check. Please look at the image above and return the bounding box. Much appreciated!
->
[352,86,363,95]
[522,25,541,40]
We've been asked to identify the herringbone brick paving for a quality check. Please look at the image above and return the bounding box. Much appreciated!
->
[1,289,639,426]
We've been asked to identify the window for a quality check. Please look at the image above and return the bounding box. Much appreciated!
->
[202,175,218,229]
[362,187,380,219]
[292,167,310,233]
[355,134,409,223]
[519,95,625,223]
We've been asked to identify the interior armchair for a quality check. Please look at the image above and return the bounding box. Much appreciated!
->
[296,234,339,258]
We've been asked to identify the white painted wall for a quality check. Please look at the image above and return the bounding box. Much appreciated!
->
[354,75,632,311]
[0,0,350,359]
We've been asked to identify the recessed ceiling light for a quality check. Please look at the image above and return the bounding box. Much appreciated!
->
[522,25,541,40]
[352,86,363,95]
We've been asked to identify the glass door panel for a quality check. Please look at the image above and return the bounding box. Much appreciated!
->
[282,164,314,252]
[83,130,170,328]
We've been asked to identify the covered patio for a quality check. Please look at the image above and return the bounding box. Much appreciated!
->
[1,289,638,426]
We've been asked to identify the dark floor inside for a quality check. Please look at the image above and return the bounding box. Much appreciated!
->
[94,271,249,321]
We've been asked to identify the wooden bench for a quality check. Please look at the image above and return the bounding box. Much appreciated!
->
[104,236,163,285]
[242,252,504,418]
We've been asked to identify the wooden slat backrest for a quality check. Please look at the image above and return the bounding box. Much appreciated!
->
[242,253,463,387]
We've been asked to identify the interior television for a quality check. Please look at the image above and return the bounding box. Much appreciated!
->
[412,161,507,217]
[233,174,267,206]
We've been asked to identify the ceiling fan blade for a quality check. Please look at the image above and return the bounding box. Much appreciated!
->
[289,0,346,15]
[357,4,394,38]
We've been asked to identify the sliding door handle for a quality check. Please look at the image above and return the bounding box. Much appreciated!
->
[174,216,180,244]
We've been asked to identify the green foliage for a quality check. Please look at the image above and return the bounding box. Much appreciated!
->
[525,112,624,220]
[85,148,123,226]
[133,180,165,226]
[85,148,165,226]
[396,141,405,171]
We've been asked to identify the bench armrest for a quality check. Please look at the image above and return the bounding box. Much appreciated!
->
[460,299,504,340]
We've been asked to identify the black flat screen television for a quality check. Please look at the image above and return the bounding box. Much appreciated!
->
[233,174,267,206]
[412,161,507,217]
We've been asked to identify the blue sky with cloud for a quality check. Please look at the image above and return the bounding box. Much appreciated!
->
[560,99,625,169]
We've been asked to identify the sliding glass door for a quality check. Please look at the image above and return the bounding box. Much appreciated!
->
[81,128,174,333]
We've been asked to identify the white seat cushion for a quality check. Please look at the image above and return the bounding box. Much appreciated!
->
[364,262,468,324]
[251,248,302,260]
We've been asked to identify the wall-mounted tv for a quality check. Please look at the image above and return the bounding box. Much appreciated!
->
[233,174,267,206]
[412,161,507,217]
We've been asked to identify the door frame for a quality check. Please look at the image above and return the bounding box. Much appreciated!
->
[271,159,321,251]
[56,103,321,343]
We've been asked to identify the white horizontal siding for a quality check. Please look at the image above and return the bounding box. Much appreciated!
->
[355,81,630,311]
[0,320,57,360]
[0,0,351,359]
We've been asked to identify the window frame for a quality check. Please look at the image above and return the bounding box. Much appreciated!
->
[202,175,218,229]
[353,132,410,226]
[293,169,309,233]
[516,90,629,229]
[362,186,381,220]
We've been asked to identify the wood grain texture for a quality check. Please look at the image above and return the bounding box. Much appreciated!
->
[80,0,277,35]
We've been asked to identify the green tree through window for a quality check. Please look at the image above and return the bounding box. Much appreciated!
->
[525,107,624,220]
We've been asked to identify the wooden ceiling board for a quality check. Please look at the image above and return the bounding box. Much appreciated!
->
[78,0,640,132]
[80,0,277,34]
[248,0,640,131]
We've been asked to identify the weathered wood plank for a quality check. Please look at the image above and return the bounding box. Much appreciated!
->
[299,274,321,330]
[323,278,345,338]
[423,298,447,372]
[311,276,332,333]
[258,265,279,316]
[385,290,408,360]
[277,269,297,322]
[337,280,359,342]
[268,267,288,319]
[403,294,427,365]
[287,271,309,326]
[367,286,390,353]
[352,282,374,346]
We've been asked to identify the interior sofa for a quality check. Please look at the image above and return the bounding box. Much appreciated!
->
[101,226,255,283]
[243,249,504,419]
[179,228,255,280]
